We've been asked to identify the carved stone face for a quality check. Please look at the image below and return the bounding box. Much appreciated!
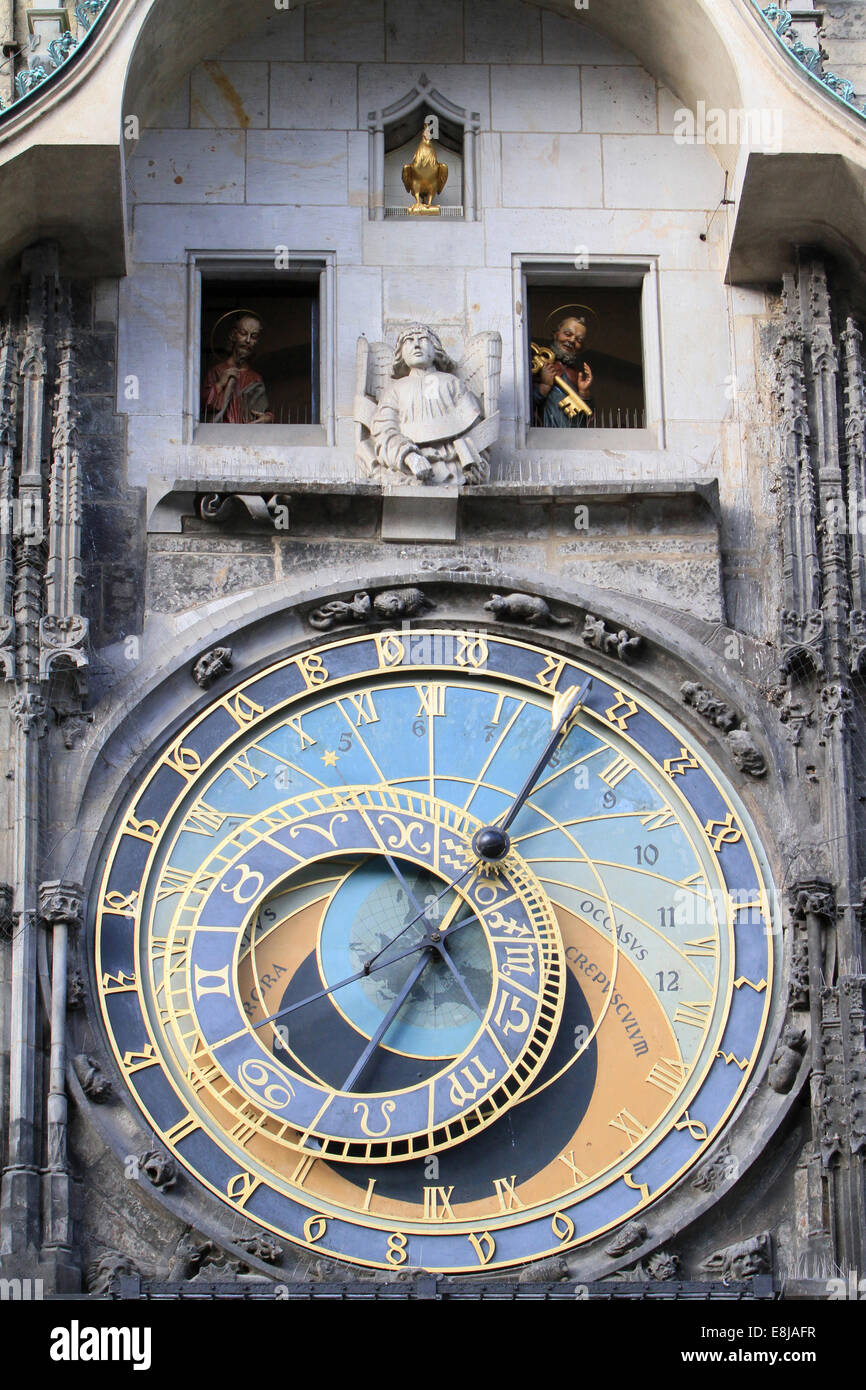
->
[229,315,263,364]
[400,332,436,370]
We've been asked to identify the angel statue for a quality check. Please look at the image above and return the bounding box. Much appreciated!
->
[354,324,501,486]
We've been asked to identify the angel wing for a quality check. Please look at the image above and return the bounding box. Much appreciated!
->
[354,336,395,473]
[457,331,502,418]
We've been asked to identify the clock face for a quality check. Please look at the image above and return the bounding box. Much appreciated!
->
[93,628,777,1272]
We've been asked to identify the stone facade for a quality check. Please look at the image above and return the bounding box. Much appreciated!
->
[0,0,866,1299]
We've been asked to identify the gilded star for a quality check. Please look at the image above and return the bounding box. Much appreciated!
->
[321,749,339,767]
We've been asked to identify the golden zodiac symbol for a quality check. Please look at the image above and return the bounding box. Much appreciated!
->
[530,341,593,419]
[353,1099,396,1136]
[374,813,431,855]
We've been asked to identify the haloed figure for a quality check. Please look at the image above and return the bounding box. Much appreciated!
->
[202,312,274,423]
[534,315,594,427]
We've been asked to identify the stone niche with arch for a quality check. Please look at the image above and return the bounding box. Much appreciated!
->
[367,74,479,221]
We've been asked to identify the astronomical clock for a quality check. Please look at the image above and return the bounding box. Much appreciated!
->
[92,625,777,1275]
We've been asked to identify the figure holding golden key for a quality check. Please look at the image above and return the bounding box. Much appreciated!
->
[532,311,594,426]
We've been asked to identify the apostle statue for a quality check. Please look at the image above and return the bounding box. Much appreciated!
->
[532,313,594,427]
[202,311,274,423]
[354,324,501,486]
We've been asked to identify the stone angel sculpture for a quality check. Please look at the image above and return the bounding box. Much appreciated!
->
[354,323,501,485]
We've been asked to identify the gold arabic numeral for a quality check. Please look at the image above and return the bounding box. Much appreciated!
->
[716,1050,749,1070]
[303,1215,328,1246]
[344,691,380,726]
[296,652,329,689]
[734,975,767,993]
[468,1231,496,1266]
[101,969,136,993]
[492,1175,524,1212]
[226,1170,261,1206]
[536,653,566,691]
[122,811,161,843]
[386,1232,409,1267]
[164,745,202,781]
[185,800,228,837]
[121,1045,158,1074]
[673,1000,712,1030]
[226,751,268,790]
[609,1109,648,1145]
[422,1186,456,1221]
[674,1112,709,1142]
[703,813,743,852]
[102,890,139,918]
[193,964,231,1000]
[605,691,639,732]
[599,753,634,789]
[455,634,489,668]
[663,747,700,780]
[219,691,265,728]
[624,1171,650,1202]
[285,713,317,751]
[558,1149,589,1186]
[374,632,405,668]
[163,1112,200,1146]
[552,1211,575,1243]
[415,683,446,719]
[646,1057,686,1096]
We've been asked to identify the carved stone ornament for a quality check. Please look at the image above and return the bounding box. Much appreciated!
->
[308,587,435,631]
[700,1233,771,1281]
[680,681,766,778]
[56,710,95,749]
[0,883,13,939]
[38,613,89,680]
[483,592,570,627]
[819,683,854,740]
[238,1230,284,1265]
[10,691,47,736]
[192,646,233,690]
[354,324,501,486]
[768,1023,807,1094]
[39,881,84,930]
[73,1053,112,1103]
[168,1231,245,1280]
[850,611,866,676]
[0,614,14,681]
[86,1252,140,1296]
[581,613,642,662]
[779,609,825,677]
[604,1219,647,1257]
[691,1144,739,1194]
[66,967,85,1010]
[787,938,810,1011]
[197,492,290,526]
[680,681,738,732]
[137,1148,177,1190]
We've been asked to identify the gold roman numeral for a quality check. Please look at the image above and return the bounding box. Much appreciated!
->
[673,1000,712,1030]
[646,1057,685,1096]
[609,1109,647,1144]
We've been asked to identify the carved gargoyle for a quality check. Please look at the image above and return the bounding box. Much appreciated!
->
[484,593,570,627]
[308,587,435,631]
[354,325,501,486]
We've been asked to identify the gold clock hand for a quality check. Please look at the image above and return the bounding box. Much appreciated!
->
[341,951,431,1091]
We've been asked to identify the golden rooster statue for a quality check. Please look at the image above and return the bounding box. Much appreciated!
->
[402,115,448,215]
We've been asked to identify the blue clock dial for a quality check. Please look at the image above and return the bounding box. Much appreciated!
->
[93,629,777,1272]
